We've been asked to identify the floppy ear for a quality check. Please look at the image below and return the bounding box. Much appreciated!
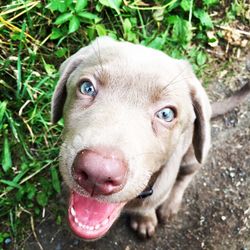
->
[178,60,211,164]
[176,59,211,163]
[190,77,211,164]
[191,86,211,163]
[51,36,117,124]
[51,55,84,123]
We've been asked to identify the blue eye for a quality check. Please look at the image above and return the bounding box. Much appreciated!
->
[156,107,175,122]
[79,81,97,97]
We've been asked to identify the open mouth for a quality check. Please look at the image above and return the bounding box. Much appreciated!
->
[68,191,125,240]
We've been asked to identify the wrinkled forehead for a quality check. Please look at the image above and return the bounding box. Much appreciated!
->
[71,42,192,104]
[80,41,188,80]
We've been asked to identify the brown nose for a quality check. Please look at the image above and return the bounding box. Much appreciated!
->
[72,147,127,196]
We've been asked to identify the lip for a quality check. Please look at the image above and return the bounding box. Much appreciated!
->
[68,191,126,240]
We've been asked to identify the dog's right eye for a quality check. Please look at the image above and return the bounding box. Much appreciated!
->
[156,107,176,122]
[79,81,97,97]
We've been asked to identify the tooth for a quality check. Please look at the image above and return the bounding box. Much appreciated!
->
[85,225,90,230]
[81,224,86,229]
[71,207,76,216]
[94,224,100,230]
[89,226,94,231]
[74,217,79,224]
[102,218,109,226]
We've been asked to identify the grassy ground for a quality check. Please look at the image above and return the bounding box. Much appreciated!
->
[0,0,249,249]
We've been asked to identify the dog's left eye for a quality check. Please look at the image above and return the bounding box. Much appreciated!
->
[156,107,175,122]
[79,81,97,97]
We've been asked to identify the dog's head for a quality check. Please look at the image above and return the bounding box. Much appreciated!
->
[51,37,211,240]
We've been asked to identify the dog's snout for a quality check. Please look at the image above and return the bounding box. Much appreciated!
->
[73,147,127,196]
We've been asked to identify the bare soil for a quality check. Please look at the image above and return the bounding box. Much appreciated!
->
[22,55,250,250]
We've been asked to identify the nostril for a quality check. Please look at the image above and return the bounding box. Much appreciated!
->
[104,178,120,187]
[74,170,88,184]
[105,180,114,185]
[81,171,88,181]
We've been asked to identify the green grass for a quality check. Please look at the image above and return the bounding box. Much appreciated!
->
[0,0,248,248]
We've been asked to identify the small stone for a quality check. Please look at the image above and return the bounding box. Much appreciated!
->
[73,239,79,246]
[200,216,205,225]
[55,243,62,250]
[4,238,11,245]
[230,172,236,178]
[246,53,250,72]
[221,216,226,221]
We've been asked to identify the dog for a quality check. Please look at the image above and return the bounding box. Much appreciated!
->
[51,36,250,240]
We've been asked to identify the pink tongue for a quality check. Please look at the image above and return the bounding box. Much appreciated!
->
[72,192,120,225]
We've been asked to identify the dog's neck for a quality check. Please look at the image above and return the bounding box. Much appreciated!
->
[136,168,163,199]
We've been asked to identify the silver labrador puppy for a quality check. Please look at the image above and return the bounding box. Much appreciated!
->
[51,37,249,240]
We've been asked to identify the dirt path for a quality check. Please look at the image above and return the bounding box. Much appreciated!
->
[23,56,250,250]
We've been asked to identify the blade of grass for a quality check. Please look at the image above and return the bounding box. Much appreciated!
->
[1,133,12,172]
[0,16,39,44]
[16,22,26,94]
[127,0,178,10]
[0,159,57,199]
[188,0,193,24]
[0,180,21,189]
[8,2,40,22]
[0,1,39,17]
[137,9,147,38]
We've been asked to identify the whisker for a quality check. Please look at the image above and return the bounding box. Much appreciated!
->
[91,38,104,73]
[167,63,193,85]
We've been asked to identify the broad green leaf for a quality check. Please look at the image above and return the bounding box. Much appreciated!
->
[203,0,218,6]
[99,0,122,14]
[42,58,56,76]
[16,188,25,201]
[50,28,63,40]
[51,167,61,193]
[48,0,67,12]
[55,13,73,25]
[75,0,88,12]
[56,215,62,225]
[168,16,192,44]
[196,51,207,65]
[87,26,96,40]
[65,0,73,8]
[106,32,117,40]
[194,9,213,28]
[180,0,191,11]
[26,184,37,200]
[36,192,48,207]
[77,11,99,20]
[55,48,68,58]
[95,24,107,36]
[167,15,179,24]
[1,135,12,172]
[170,49,183,59]
[123,18,132,34]
[122,18,137,42]
[68,16,80,33]
[146,37,165,50]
